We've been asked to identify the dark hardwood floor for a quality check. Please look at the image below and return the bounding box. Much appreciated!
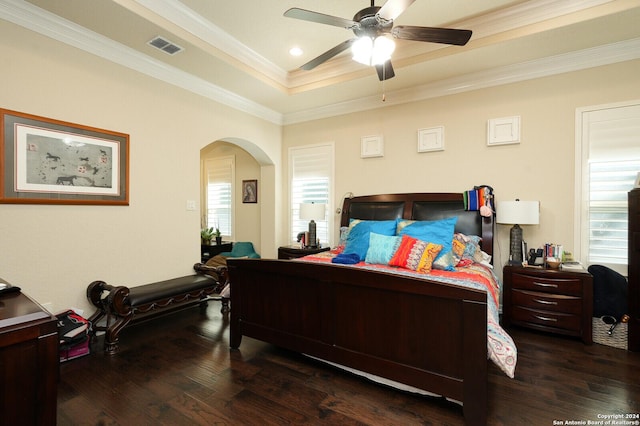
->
[57,302,640,425]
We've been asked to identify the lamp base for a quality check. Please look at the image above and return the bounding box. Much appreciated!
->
[307,220,317,248]
[509,224,523,265]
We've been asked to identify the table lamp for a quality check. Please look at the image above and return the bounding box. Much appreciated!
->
[496,199,540,265]
[300,202,326,248]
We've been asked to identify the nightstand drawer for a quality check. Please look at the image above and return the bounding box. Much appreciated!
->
[511,272,583,296]
[512,289,582,314]
[511,306,582,331]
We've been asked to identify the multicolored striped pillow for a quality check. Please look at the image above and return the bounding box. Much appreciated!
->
[389,234,443,273]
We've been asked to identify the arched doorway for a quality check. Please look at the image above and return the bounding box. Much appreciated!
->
[201,137,279,258]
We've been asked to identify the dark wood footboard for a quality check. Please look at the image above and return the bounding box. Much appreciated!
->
[228,259,488,425]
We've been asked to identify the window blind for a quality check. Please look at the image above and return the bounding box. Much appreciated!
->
[205,156,234,237]
[289,144,334,245]
[579,103,640,271]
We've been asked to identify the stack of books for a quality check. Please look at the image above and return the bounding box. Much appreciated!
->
[56,310,91,362]
[560,261,585,271]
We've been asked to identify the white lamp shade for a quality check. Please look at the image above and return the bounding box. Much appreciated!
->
[300,203,326,220]
[496,200,540,225]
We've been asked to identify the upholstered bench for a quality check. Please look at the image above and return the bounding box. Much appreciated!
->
[86,274,221,354]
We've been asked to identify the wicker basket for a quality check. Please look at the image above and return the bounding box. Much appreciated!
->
[592,317,628,350]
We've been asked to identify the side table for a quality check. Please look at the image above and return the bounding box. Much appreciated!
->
[278,245,330,260]
[0,285,58,425]
[201,242,233,262]
[502,265,593,344]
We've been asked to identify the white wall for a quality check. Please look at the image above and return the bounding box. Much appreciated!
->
[283,59,640,274]
[0,21,281,314]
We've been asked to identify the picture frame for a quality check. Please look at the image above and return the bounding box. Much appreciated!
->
[360,135,384,158]
[417,126,445,152]
[242,179,257,203]
[487,116,521,146]
[0,108,129,205]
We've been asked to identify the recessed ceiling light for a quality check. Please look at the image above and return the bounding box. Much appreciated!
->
[289,46,303,57]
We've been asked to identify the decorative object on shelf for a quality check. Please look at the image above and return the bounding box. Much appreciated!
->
[214,227,222,245]
[546,258,561,269]
[0,108,129,205]
[242,179,257,203]
[300,202,326,248]
[463,185,494,217]
[496,199,539,265]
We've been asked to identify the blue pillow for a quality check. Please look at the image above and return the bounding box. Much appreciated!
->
[343,220,397,260]
[398,217,458,268]
[365,233,401,265]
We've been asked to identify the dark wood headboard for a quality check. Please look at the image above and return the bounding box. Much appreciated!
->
[340,192,494,258]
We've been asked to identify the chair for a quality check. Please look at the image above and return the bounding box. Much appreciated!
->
[588,264,628,319]
[219,241,260,259]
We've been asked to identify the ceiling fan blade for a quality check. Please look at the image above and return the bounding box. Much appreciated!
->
[375,60,395,81]
[300,39,357,70]
[392,26,472,46]
[377,0,416,21]
[284,8,357,30]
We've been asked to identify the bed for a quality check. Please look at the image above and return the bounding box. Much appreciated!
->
[227,192,516,425]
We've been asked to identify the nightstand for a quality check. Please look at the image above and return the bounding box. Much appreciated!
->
[502,265,593,344]
[278,245,330,260]
[201,242,233,262]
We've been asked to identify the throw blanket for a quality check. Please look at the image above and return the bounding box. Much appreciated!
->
[298,251,517,378]
[331,253,361,264]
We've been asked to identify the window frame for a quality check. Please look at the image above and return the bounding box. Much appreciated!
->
[288,142,335,247]
[574,100,640,276]
[203,155,235,239]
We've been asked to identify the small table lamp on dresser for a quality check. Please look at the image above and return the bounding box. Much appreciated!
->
[299,202,326,248]
[496,199,540,265]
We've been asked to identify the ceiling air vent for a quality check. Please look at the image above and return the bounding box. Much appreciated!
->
[147,36,184,55]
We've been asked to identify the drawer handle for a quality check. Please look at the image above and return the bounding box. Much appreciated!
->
[533,281,558,288]
[534,315,557,322]
[533,298,558,305]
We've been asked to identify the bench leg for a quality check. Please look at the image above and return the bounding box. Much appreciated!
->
[104,314,133,355]
[221,298,230,314]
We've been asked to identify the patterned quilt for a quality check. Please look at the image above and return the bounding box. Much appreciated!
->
[298,251,517,378]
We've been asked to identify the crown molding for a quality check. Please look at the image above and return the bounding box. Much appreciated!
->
[126,0,289,87]
[0,0,283,125]
[1,0,638,126]
[282,37,640,125]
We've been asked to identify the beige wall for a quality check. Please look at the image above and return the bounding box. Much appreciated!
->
[0,21,281,314]
[283,60,640,272]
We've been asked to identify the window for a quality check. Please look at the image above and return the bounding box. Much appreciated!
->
[289,143,334,245]
[204,156,234,237]
[576,102,640,275]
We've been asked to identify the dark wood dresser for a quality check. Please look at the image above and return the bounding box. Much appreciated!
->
[0,283,58,425]
[629,188,640,351]
[503,265,593,344]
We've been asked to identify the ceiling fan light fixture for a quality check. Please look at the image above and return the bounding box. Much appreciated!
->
[352,35,395,66]
[372,35,395,65]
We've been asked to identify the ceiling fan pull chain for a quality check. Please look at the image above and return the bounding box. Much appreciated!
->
[382,65,386,102]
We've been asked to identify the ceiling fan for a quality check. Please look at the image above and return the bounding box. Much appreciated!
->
[284,0,472,81]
